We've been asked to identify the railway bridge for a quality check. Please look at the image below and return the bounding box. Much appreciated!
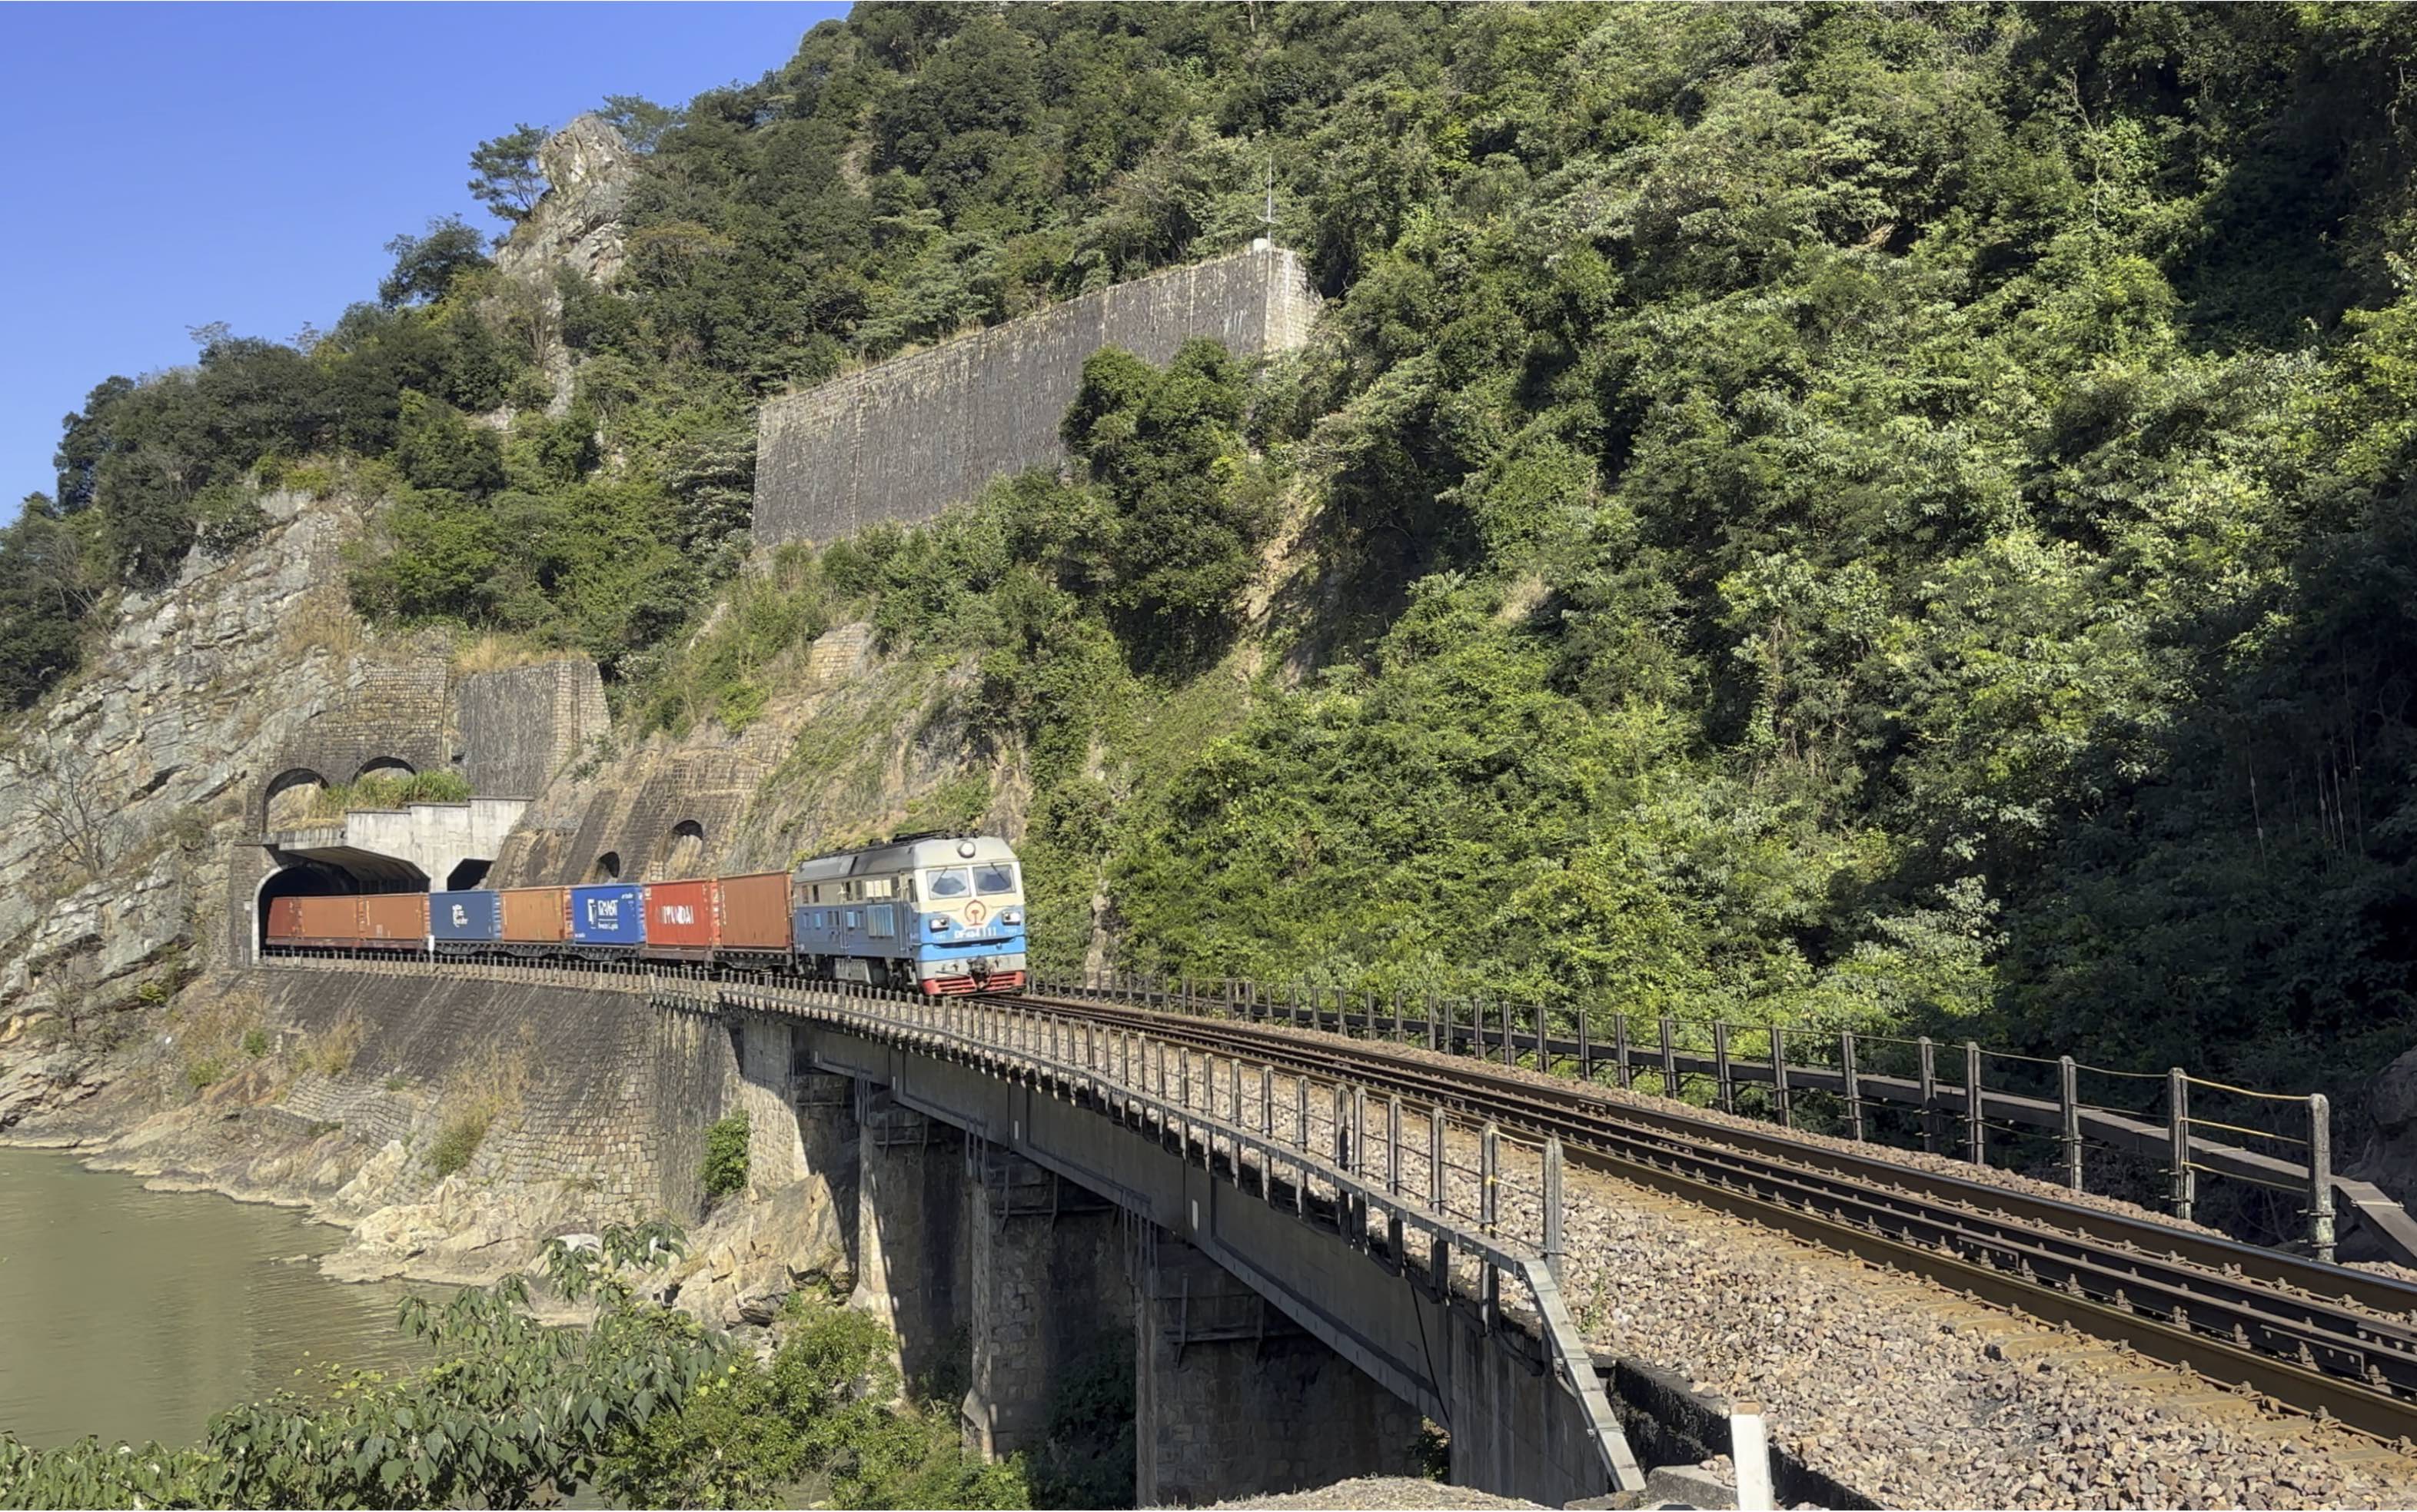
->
[245,956,2417,1509]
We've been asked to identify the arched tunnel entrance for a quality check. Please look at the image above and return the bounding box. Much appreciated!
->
[254,853,431,952]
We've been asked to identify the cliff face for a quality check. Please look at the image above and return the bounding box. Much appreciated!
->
[0,493,377,1032]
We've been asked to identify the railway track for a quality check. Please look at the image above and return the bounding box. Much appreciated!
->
[993,985,2417,1447]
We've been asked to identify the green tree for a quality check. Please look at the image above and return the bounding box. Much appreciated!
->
[468,123,549,223]
[380,216,493,307]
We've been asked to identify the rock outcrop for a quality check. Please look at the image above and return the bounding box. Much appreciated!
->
[494,113,634,290]
[490,114,638,416]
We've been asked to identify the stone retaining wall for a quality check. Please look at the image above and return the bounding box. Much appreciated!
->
[753,245,1319,547]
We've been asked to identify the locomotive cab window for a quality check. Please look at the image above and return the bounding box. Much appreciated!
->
[974,862,1016,896]
[927,868,972,899]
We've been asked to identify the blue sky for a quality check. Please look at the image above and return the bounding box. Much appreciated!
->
[0,2,848,510]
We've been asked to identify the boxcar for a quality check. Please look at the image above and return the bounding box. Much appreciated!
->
[499,886,570,952]
[431,889,502,956]
[716,872,793,965]
[569,883,644,955]
[643,879,718,962]
[359,893,429,951]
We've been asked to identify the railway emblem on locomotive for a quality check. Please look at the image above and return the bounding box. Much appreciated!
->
[965,900,988,925]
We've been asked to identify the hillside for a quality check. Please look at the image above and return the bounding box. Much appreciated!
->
[7,4,2417,1196]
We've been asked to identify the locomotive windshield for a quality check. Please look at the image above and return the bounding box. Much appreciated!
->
[926,868,971,898]
[974,862,1017,896]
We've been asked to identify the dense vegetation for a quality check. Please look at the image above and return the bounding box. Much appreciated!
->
[13,5,2417,1121]
[0,1227,1028,1510]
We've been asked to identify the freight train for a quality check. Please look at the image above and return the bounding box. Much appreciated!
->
[262,833,1028,995]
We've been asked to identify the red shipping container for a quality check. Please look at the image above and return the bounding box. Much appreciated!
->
[288,896,366,946]
[644,879,719,959]
[360,893,428,949]
[716,872,792,952]
[500,886,570,944]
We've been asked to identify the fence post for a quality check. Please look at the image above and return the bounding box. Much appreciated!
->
[1576,1009,1592,1083]
[1393,990,1405,1043]
[2309,1093,2336,1264]
[1344,1082,1363,1236]
[1714,1022,1735,1115]
[1295,1078,1311,1217]
[2168,1069,2195,1223]
[1841,1031,1863,1141]
[1770,1025,1791,1128]
[1481,1121,1501,1327]
[1387,1095,1405,1264]
[1349,1085,1368,1245]
[2059,1055,2083,1190]
[1426,989,1439,1051]
[1543,1135,1564,1282]
[1613,1014,1632,1091]
[1965,1042,1985,1166]
[1732,1402,1774,1512]
[1660,1015,1679,1098]
[1428,1106,1449,1294]
[1917,1037,1937,1153]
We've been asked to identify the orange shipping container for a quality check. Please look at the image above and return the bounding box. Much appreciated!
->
[289,895,365,945]
[643,879,718,956]
[361,893,428,947]
[264,896,307,943]
[500,886,570,943]
[717,872,792,952]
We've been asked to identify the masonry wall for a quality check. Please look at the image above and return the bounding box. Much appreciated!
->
[753,245,1320,547]
[456,660,609,797]
[251,968,730,1218]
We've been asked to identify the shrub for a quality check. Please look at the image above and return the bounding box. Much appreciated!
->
[184,1056,225,1092]
[700,1112,750,1203]
[242,1027,271,1058]
[430,1111,491,1177]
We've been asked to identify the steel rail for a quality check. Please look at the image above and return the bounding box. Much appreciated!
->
[1013,991,2417,1444]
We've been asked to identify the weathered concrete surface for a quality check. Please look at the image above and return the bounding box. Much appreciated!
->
[1135,1229,1421,1506]
[849,1084,970,1390]
[961,1143,1129,1457]
[753,245,1319,547]
[456,660,608,798]
[796,1018,1612,1507]
[268,797,530,891]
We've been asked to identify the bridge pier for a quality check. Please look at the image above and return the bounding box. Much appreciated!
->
[791,1069,860,1273]
[1134,1227,1421,1506]
[959,1141,1130,1458]
[848,1084,969,1391]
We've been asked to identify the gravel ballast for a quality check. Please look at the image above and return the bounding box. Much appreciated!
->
[1119,1029,2417,1511]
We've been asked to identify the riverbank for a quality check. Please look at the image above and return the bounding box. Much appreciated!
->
[0,968,848,1332]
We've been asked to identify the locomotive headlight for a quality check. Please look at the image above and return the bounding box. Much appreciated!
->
[927,917,948,932]
[1001,909,1022,925]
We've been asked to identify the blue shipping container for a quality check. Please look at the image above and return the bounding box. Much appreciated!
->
[430,889,501,942]
[569,884,645,945]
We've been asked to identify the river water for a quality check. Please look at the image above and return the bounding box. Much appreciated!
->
[0,1147,444,1451]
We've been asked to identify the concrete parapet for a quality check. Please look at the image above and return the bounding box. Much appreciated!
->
[1133,1228,1420,1506]
[752,245,1320,547]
